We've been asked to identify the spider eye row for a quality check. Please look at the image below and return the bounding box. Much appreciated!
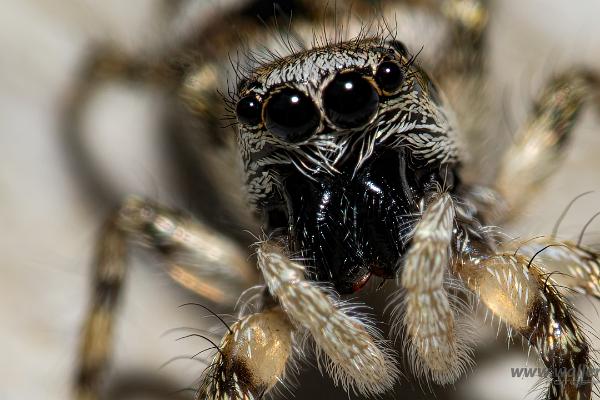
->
[236,59,405,143]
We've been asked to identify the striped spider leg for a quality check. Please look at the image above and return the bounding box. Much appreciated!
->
[419,70,600,399]
[74,197,258,400]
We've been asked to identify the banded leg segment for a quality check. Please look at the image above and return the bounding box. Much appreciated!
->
[455,254,594,400]
[197,306,295,400]
[506,237,600,299]
[76,215,127,400]
[257,242,399,396]
[74,197,256,400]
[393,192,473,384]
[494,71,597,222]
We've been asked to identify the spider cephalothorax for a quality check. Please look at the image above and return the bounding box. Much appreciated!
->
[236,38,461,292]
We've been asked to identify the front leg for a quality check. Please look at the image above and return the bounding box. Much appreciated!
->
[455,251,594,400]
[256,241,400,396]
[392,191,474,384]
[196,240,401,399]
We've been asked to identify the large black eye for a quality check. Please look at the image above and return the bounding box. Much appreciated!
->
[323,72,379,129]
[375,61,404,94]
[264,88,320,142]
[236,95,262,126]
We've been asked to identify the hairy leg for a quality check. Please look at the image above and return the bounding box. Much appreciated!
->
[454,71,600,398]
[493,71,598,222]
[74,197,256,400]
[256,241,400,396]
[392,192,473,384]
[455,252,594,400]
[504,237,600,299]
[196,305,295,400]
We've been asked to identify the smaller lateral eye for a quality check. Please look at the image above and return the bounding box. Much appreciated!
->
[236,95,262,126]
[375,61,404,94]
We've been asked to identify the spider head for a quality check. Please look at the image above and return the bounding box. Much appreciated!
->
[235,38,461,293]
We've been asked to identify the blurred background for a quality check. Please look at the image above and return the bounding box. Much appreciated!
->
[1,1,600,399]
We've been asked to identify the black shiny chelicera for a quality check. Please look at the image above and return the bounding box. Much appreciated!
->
[282,151,446,293]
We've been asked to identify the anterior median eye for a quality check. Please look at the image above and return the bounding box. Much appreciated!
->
[375,61,404,94]
[323,72,379,129]
[236,95,262,126]
[264,87,320,143]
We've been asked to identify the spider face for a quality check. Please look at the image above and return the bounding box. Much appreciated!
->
[236,38,461,292]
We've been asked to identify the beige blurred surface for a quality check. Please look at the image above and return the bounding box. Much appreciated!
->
[1,1,600,399]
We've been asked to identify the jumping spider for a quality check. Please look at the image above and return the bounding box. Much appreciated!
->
[68,0,600,399]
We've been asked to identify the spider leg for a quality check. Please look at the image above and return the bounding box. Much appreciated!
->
[493,71,598,222]
[63,47,180,208]
[419,0,489,72]
[439,0,488,37]
[256,241,400,396]
[374,0,488,69]
[391,192,473,384]
[455,252,595,400]
[74,196,256,400]
[505,237,600,300]
[196,305,296,400]
[64,44,259,242]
